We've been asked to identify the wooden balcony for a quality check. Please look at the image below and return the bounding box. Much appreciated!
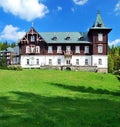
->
[64,51,73,58]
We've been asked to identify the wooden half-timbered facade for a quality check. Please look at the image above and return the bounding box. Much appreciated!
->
[18,12,111,72]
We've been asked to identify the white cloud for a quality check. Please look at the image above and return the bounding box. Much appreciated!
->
[0,25,25,41]
[57,6,62,11]
[114,1,120,15]
[0,0,49,21]
[73,0,88,5]
[109,39,120,46]
[114,1,120,11]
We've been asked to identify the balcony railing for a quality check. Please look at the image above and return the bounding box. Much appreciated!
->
[64,51,73,57]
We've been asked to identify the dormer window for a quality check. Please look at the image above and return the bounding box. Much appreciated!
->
[66,36,70,40]
[52,36,57,41]
[79,36,84,41]
[97,23,102,27]
[31,35,35,42]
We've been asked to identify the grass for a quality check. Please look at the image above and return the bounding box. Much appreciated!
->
[0,69,120,127]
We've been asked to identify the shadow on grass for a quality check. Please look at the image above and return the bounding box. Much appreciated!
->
[0,91,120,127]
[48,83,120,96]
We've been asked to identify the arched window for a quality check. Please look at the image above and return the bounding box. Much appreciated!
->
[26,46,30,53]
[31,35,35,42]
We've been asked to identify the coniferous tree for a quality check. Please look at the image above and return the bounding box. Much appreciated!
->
[0,53,7,68]
[108,55,114,73]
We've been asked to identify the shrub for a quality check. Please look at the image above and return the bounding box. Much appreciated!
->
[8,65,22,71]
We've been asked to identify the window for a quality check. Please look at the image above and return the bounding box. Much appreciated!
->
[75,46,80,53]
[7,53,10,55]
[66,46,71,52]
[52,37,57,41]
[36,59,39,65]
[26,46,30,53]
[7,57,10,59]
[84,46,89,54]
[98,59,102,65]
[58,59,61,65]
[66,36,70,40]
[57,46,62,53]
[98,45,103,53]
[36,46,40,53]
[48,46,53,53]
[49,59,52,65]
[85,59,88,65]
[98,33,103,41]
[27,59,29,65]
[31,35,35,42]
[66,60,71,64]
[76,59,79,65]
[31,45,35,53]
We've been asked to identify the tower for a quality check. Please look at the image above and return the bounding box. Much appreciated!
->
[88,11,112,72]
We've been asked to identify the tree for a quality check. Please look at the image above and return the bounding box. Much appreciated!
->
[108,55,114,73]
[0,53,7,68]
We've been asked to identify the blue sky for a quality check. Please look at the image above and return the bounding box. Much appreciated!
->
[0,0,120,46]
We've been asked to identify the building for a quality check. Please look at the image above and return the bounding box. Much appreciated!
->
[0,12,112,72]
[0,46,19,65]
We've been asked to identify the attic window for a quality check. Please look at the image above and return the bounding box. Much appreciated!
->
[66,36,70,40]
[52,36,57,41]
[31,35,35,42]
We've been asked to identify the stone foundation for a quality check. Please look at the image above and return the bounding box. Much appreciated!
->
[97,68,108,73]
[40,65,98,72]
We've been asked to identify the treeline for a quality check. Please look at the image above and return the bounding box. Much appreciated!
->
[108,45,120,73]
[0,42,16,51]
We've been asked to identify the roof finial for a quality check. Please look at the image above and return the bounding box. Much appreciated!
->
[97,10,100,14]
[32,22,34,28]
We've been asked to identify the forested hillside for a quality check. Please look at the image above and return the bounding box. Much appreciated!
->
[0,41,16,50]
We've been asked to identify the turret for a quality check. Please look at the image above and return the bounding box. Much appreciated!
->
[88,11,112,55]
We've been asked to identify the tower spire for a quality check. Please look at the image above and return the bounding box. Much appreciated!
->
[93,11,105,28]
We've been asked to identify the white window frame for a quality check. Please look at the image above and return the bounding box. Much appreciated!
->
[36,46,40,53]
[98,45,103,53]
[27,59,29,65]
[84,46,89,54]
[26,46,30,53]
[31,35,35,42]
[48,46,53,53]
[49,59,52,65]
[98,33,103,41]
[57,46,62,53]
[85,59,88,65]
[75,46,80,53]
[36,59,39,65]
[31,45,35,53]
[66,46,71,52]
[58,59,61,65]
[66,60,71,65]
[98,59,102,65]
[76,59,79,65]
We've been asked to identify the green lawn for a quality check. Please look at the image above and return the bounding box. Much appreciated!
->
[0,69,120,127]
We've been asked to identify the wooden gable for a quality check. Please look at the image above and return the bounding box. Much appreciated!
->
[19,27,44,45]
